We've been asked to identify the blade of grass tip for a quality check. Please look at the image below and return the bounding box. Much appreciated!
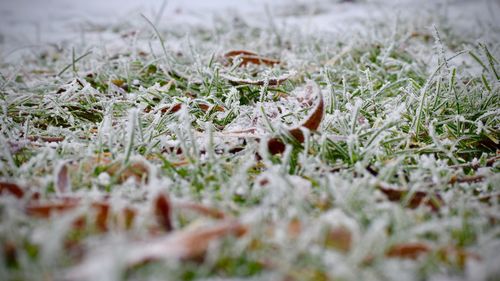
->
[469,51,489,72]
[57,49,93,77]
[141,14,172,72]
[0,136,17,175]
[481,75,491,92]
[410,51,468,135]
[481,43,500,80]
[72,47,76,74]
[125,109,138,164]
[0,70,18,95]
[326,69,337,114]
[431,77,442,111]
[449,67,462,134]
[433,26,449,71]
[260,105,275,133]
[137,111,145,143]
[23,118,30,141]
[350,101,360,136]
[259,78,270,103]
[153,0,168,27]
[206,123,214,162]
[411,35,468,136]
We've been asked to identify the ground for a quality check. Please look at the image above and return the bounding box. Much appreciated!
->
[0,0,499,280]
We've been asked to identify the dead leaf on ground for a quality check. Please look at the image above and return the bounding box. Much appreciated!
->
[386,242,431,259]
[377,183,443,211]
[271,219,352,253]
[96,160,150,184]
[268,81,324,154]
[0,182,24,198]
[385,242,481,268]
[223,50,280,67]
[55,162,71,194]
[325,227,352,253]
[67,220,248,279]
[27,135,65,142]
[25,199,136,231]
[68,156,149,184]
[174,201,227,219]
[437,245,482,268]
[154,193,173,232]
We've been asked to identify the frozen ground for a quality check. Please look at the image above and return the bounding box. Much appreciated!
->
[0,0,499,281]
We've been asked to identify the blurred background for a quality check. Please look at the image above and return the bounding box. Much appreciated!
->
[0,0,498,61]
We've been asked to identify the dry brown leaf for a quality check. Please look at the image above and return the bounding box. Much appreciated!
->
[325,227,352,253]
[449,174,486,184]
[0,182,24,198]
[377,183,443,211]
[437,245,482,268]
[385,242,481,267]
[73,157,149,184]
[27,135,65,142]
[224,50,280,67]
[268,81,324,154]
[175,201,227,219]
[67,220,248,279]
[478,192,500,204]
[105,160,150,184]
[386,242,430,259]
[26,199,136,232]
[25,198,81,217]
[55,163,70,194]
[267,138,287,155]
[224,50,259,57]
[197,103,225,112]
[287,220,352,252]
[23,194,226,234]
[159,103,182,113]
[154,193,173,232]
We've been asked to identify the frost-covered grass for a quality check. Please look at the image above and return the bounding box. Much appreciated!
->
[0,1,499,281]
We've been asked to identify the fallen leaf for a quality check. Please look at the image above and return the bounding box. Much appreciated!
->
[224,50,280,67]
[197,103,225,112]
[154,193,173,232]
[159,103,182,114]
[267,138,287,155]
[437,245,481,268]
[449,174,486,184]
[386,242,430,259]
[268,81,324,154]
[0,182,24,198]
[175,201,227,219]
[377,183,443,211]
[66,220,248,279]
[224,50,259,57]
[26,199,136,232]
[27,135,65,142]
[281,219,352,252]
[385,242,481,268]
[55,162,70,194]
[106,160,150,184]
[325,227,352,253]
